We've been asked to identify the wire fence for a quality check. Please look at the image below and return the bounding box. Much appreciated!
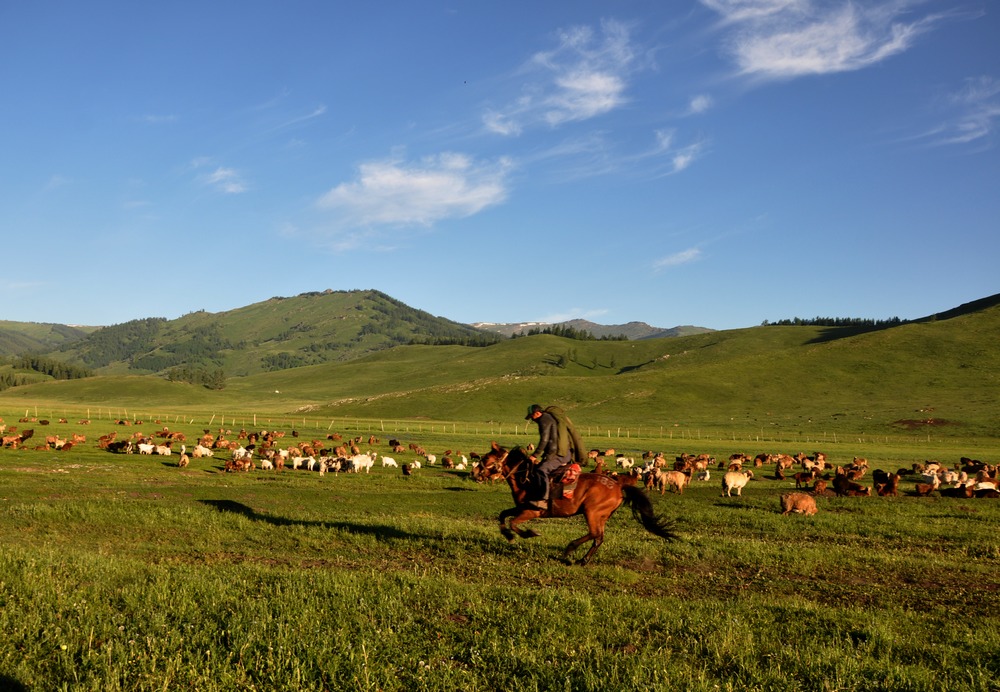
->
[9,404,975,450]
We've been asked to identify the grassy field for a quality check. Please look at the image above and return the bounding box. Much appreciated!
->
[1,410,998,691]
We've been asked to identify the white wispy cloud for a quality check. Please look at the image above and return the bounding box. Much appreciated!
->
[483,19,636,135]
[654,247,702,270]
[190,158,248,194]
[203,167,247,194]
[317,152,512,227]
[651,130,708,175]
[702,0,804,24]
[703,0,940,79]
[938,75,1000,146]
[688,94,713,114]
[903,75,1000,150]
[272,105,327,133]
[43,174,71,191]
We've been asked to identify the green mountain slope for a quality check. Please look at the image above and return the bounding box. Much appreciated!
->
[0,321,97,356]
[7,295,997,439]
[50,289,499,376]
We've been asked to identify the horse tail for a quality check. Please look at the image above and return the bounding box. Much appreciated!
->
[622,485,678,541]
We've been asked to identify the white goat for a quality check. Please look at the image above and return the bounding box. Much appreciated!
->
[351,453,376,473]
[721,469,754,497]
[381,456,398,468]
[192,444,214,458]
[425,454,437,465]
[137,442,155,455]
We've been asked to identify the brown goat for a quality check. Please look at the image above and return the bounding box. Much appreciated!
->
[780,492,818,516]
[833,474,870,497]
[793,470,816,489]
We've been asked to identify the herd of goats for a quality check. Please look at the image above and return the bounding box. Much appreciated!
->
[2,418,997,514]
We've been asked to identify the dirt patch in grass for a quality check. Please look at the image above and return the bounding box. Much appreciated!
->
[892,418,956,430]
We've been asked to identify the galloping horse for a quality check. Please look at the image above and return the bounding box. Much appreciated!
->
[482,444,677,564]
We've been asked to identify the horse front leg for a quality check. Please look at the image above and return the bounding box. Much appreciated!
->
[499,507,543,541]
[499,507,518,541]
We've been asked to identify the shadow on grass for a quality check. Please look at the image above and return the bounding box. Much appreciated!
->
[0,676,27,692]
[199,499,425,541]
[712,501,759,510]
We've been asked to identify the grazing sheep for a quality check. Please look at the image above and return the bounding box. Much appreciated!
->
[616,455,635,470]
[780,492,818,516]
[653,469,689,495]
[192,444,214,458]
[351,453,376,473]
[721,469,754,497]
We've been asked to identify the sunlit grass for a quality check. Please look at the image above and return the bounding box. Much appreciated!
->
[1,425,999,690]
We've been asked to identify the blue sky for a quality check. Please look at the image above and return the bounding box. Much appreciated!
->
[2,1,997,331]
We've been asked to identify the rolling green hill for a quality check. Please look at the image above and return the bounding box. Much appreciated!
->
[2,294,998,441]
[46,289,500,376]
[0,320,97,356]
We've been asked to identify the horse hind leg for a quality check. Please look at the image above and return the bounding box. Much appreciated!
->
[563,530,603,565]
[563,514,606,565]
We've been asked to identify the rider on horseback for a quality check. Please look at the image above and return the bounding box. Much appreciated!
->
[525,403,586,509]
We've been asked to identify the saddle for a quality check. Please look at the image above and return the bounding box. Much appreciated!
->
[553,462,582,499]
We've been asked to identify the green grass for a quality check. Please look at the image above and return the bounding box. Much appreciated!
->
[0,304,997,688]
[1,412,999,690]
[4,302,999,444]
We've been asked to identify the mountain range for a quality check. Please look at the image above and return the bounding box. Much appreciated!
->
[0,289,707,378]
[0,290,997,434]
[471,319,712,340]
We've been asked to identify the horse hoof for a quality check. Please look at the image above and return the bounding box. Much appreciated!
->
[523,529,541,539]
[501,528,516,542]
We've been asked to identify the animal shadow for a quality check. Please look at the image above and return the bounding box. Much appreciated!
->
[199,499,424,541]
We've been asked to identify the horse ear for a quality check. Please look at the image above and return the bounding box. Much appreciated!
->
[491,440,500,451]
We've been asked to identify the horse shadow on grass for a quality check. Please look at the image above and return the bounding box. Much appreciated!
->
[199,499,427,542]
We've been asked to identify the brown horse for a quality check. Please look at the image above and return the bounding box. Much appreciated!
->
[484,444,677,565]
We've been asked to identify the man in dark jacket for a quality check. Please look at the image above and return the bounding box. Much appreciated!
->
[525,403,585,509]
